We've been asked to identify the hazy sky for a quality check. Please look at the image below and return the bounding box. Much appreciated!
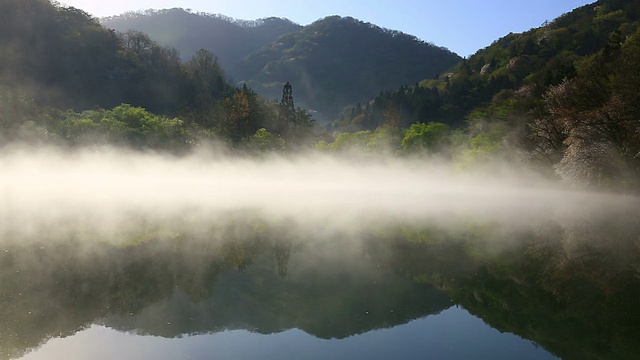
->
[59,0,593,57]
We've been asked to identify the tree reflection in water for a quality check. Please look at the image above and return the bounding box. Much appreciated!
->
[1,210,639,360]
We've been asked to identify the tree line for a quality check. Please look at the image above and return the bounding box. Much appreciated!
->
[2,0,640,192]
[0,0,314,152]
[326,0,640,192]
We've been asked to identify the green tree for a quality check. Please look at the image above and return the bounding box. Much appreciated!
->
[453,122,508,170]
[56,104,190,150]
[272,82,315,146]
[184,49,228,112]
[277,82,295,134]
[119,31,188,114]
[221,90,251,143]
[316,127,400,155]
[400,122,451,155]
[246,128,286,153]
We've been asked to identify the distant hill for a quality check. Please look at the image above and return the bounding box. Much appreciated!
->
[0,0,235,143]
[333,0,640,130]
[0,0,130,110]
[325,0,640,191]
[102,9,302,80]
[239,16,461,119]
[102,11,461,120]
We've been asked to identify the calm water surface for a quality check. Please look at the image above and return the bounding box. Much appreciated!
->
[19,308,556,360]
[2,207,639,360]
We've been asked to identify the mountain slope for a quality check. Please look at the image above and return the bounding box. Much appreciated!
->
[0,0,126,110]
[333,0,640,130]
[239,16,461,119]
[102,9,302,79]
[324,0,640,191]
[102,12,461,120]
[0,0,234,115]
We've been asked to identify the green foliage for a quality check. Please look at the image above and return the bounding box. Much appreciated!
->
[220,89,252,143]
[335,0,640,135]
[452,121,508,170]
[0,87,57,144]
[58,116,100,144]
[3,0,640,188]
[320,131,373,151]
[268,83,317,148]
[184,48,229,115]
[316,127,401,155]
[399,122,451,156]
[0,0,240,119]
[246,128,287,153]
[0,1,322,152]
[239,16,460,120]
[118,30,192,114]
[0,0,126,109]
[105,10,461,121]
[56,104,191,150]
[103,9,301,79]
[325,0,640,189]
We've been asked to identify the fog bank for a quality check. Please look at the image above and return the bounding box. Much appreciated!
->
[1,146,637,241]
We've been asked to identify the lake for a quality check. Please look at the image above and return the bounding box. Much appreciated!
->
[1,151,639,359]
[2,203,639,360]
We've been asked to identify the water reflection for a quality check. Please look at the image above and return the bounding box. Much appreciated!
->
[19,308,558,360]
[1,208,639,359]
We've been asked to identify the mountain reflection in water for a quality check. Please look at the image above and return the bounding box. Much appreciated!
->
[18,308,557,360]
[1,208,639,360]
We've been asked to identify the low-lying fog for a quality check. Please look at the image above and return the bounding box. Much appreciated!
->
[1,145,637,241]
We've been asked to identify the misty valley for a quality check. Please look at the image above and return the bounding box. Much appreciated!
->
[3,0,640,359]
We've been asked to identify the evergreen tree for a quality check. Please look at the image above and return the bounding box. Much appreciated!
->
[280,82,294,115]
[278,82,295,134]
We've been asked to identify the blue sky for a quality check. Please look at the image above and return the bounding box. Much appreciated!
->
[60,0,594,57]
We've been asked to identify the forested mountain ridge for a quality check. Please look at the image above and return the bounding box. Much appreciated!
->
[327,0,640,192]
[336,0,640,131]
[102,9,302,79]
[0,0,126,111]
[102,11,461,120]
[238,16,461,119]
[2,0,640,192]
[0,0,313,151]
[0,0,230,114]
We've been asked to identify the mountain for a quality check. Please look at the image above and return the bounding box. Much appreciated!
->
[102,9,302,79]
[239,16,461,119]
[334,0,640,130]
[0,0,316,151]
[0,0,230,115]
[102,11,461,120]
[326,0,640,190]
[0,0,128,110]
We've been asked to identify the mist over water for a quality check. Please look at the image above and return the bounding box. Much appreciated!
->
[2,145,640,360]
[1,145,638,242]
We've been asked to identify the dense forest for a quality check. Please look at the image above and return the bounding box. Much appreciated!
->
[328,0,640,192]
[1,0,640,192]
[104,10,461,120]
[0,0,314,152]
[102,9,302,77]
[236,16,461,118]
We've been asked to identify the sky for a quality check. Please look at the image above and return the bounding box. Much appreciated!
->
[59,0,594,57]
